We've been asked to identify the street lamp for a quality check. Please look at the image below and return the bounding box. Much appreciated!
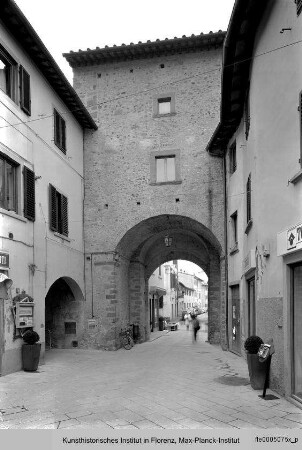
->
[164,235,172,247]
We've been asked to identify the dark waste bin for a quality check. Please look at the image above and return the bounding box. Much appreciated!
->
[159,317,164,331]
[133,324,139,341]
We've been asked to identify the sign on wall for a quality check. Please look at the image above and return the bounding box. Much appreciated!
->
[277,221,302,256]
[287,223,302,251]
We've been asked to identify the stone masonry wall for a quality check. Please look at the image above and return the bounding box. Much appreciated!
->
[72,48,225,348]
[76,49,225,254]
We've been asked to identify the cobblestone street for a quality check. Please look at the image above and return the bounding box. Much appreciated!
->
[1,322,302,431]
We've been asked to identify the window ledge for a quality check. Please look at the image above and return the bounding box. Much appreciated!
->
[153,113,176,118]
[54,232,71,242]
[289,169,302,185]
[149,180,182,186]
[245,219,253,235]
[0,208,27,223]
[229,244,239,256]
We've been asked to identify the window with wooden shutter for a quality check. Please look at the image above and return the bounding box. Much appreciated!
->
[300,91,302,167]
[61,194,68,236]
[245,83,250,140]
[49,184,68,236]
[229,141,237,174]
[19,66,31,115]
[23,166,35,221]
[49,184,57,231]
[54,109,66,153]
[246,174,251,224]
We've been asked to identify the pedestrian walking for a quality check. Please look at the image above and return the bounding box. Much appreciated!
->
[184,313,191,331]
[191,314,200,342]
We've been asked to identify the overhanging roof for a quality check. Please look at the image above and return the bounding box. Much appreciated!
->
[0,0,97,130]
[149,286,166,296]
[207,0,270,156]
[63,31,226,67]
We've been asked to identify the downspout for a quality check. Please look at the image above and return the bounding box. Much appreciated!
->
[223,154,229,350]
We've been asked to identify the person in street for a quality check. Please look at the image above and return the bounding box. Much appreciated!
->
[184,312,191,331]
[191,314,200,342]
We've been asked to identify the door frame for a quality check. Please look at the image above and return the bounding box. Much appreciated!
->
[230,283,241,355]
[246,272,256,336]
[290,261,302,404]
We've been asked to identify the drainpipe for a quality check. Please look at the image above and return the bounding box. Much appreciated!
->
[223,154,229,350]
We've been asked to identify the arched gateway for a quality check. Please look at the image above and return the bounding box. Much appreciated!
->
[67,32,228,352]
[83,215,227,351]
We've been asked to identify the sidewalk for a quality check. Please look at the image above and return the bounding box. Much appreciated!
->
[0,323,302,430]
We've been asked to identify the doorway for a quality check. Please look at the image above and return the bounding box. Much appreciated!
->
[230,284,241,354]
[292,262,302,402]
[247,276,256,336]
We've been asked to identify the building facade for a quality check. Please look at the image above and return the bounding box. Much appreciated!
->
[207,0,302,403]
[0,1,96,375]
[64,33,227,351]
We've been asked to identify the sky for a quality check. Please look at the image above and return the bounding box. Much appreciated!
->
[14,0,235,83]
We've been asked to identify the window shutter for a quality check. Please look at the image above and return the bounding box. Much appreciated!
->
[54,110,60,147]
[61,194,68,236]
[49,184,57,231]
[19,66,31,115]
[245,82,250,140]
[23,167,35,221]
[61,120,66,154]
[246,175,251,223]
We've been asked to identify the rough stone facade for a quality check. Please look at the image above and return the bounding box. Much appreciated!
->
[65,37,226,350]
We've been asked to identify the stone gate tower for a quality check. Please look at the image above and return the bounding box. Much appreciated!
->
[64,32,227,350]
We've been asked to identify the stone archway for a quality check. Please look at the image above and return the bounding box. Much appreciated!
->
[84,214,226,351]
[45,277,85,349]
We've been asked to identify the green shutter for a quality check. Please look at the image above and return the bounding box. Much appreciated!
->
[61,194,68,236]
[49,184,57,231]
[23,166,35,221]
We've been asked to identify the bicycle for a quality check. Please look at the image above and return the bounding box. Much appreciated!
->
[120,326,134,350]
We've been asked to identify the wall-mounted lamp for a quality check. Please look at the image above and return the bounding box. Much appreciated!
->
[164,235,172,247]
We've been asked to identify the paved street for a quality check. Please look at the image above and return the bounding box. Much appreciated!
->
[0,321,302,430]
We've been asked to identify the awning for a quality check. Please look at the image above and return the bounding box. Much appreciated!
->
[149,286,166,296]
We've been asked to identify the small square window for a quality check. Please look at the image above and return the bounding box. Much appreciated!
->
[54,109,66,153]
[65,322,76,335]
[156,155,175,182]
[150,149,181,185]
[153,93,175,117]
[158,97,171,115]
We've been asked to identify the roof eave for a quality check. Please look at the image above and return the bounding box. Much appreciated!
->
[63,31,226,67]
[207,0,271,156]
[0,0,97,130]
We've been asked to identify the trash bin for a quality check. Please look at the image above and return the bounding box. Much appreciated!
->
[132,324,139,341]
[159,317,164,331]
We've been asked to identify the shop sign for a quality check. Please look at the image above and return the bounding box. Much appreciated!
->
[287,223,302,251]
[277,220,302,256]
[0,251,9,268]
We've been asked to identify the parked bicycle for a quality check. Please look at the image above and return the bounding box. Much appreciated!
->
[120,326,134,350]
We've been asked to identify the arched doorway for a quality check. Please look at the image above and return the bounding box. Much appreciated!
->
[85,214,226,350]
[45,277,85,349]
